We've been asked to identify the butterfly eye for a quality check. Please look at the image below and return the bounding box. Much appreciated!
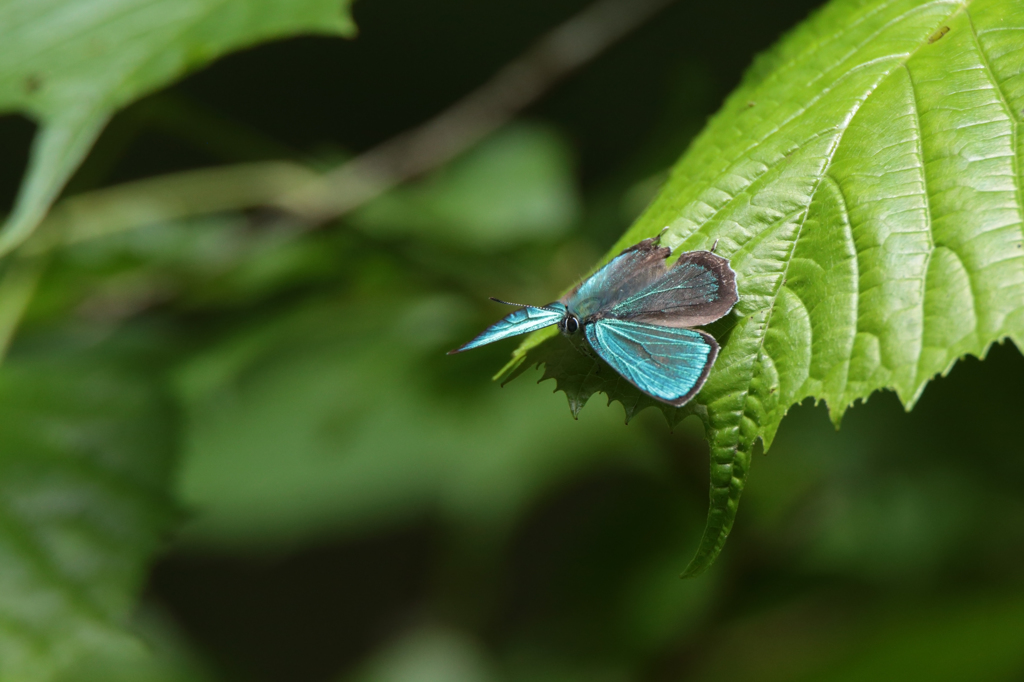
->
[563,315,580,334]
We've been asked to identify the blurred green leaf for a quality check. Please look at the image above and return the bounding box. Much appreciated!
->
[173,292,667,547]
[690,589,1024,682]
[742,342,1024,585]
[0,0,356,256]
[44,213,340,315]
[352,125,580,250]
[509,0,1024,575]
[0,349,180,681]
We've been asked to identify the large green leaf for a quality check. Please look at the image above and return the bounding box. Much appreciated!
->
[0,0,356,257]
[507,0,1024,575]
[0,349,181,681]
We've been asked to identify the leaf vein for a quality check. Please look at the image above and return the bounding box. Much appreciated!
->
[964,6,1024,275]
[902,63,937,392]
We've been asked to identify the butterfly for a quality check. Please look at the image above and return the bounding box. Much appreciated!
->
[449,232,739,406]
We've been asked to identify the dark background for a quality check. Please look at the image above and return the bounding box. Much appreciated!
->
[6,0,1024,680]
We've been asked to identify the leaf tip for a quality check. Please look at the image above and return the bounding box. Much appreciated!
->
[679,550,715,579]
[827,401,846,430]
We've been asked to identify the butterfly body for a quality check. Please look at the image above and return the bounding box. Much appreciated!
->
[450,235,738,407]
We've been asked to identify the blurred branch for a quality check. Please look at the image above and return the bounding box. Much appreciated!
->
[36,0,676,246]
[37,162,318,248]
[276,0,677,221]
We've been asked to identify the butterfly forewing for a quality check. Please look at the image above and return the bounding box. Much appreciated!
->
[563,237,672,318]
[584,318,719,406]
[449,304,565,354]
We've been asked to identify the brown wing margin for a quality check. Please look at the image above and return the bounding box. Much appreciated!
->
[620,250,739,328]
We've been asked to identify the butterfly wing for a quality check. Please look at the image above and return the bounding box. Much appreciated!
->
[563,237,672,318]
[607,250,738,328]
[448,303,565,354]
[584,318,718,406]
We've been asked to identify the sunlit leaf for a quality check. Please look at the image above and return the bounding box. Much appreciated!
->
[507,0,1024,575]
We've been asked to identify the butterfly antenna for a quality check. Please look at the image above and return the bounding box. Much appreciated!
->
[710,238,719,253]
[489,297,560,312]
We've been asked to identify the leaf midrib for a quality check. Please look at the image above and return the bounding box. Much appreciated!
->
[966,7,1024,252]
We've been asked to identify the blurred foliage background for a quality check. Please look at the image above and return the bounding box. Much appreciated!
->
[3,0,1024,680]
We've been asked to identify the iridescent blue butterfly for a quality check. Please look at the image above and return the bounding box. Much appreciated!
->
[449,233,739,406]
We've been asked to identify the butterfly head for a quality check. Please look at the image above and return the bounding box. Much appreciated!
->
[558,312,581,336]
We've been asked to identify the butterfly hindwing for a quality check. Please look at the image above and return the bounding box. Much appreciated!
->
[609,250,738,328]
[449,303,565,354]
[584,318,718,406]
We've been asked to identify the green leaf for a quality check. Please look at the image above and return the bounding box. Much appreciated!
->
[0,0,356,257]
[0,350,179,681]
[352,124,580,250]
[508,0,1024,576]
